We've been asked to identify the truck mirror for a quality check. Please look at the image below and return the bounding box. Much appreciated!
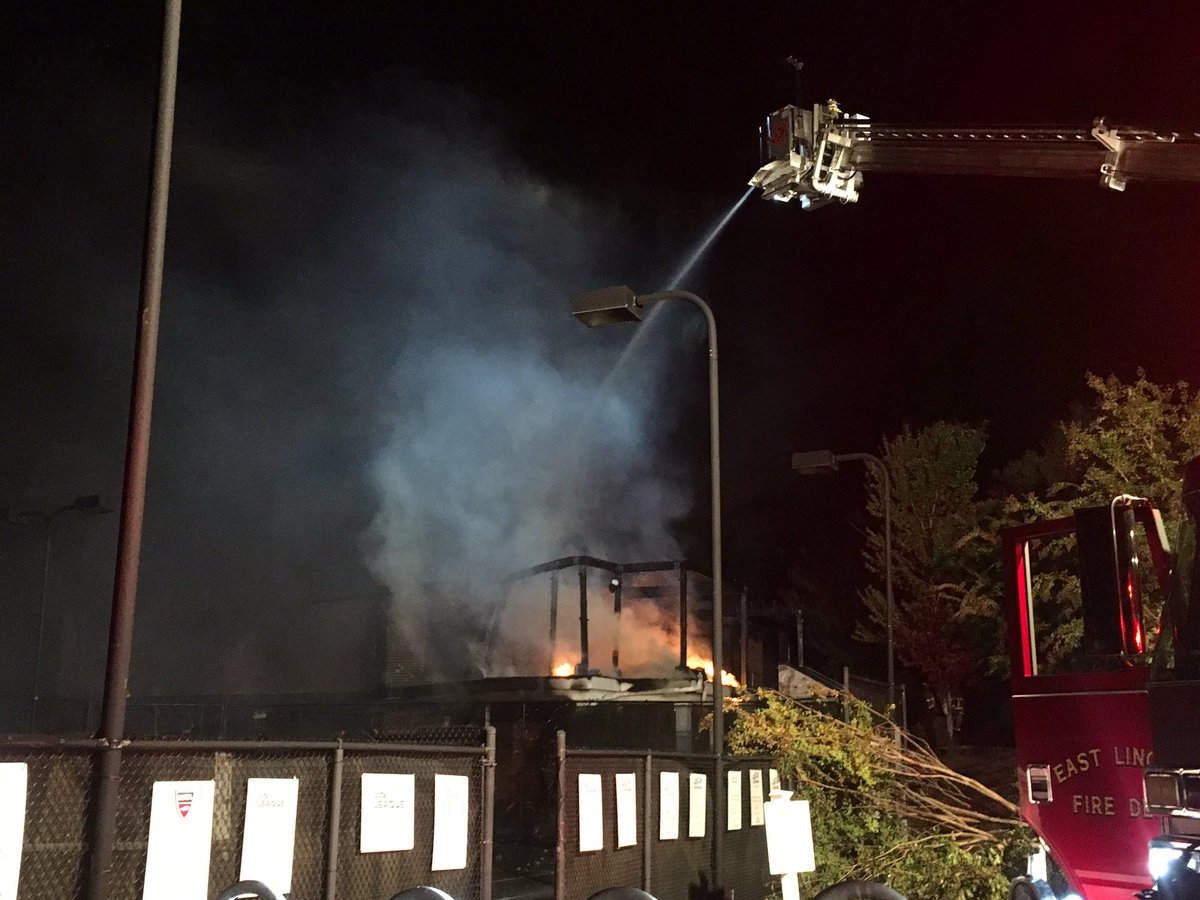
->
[1075,504,1144,660]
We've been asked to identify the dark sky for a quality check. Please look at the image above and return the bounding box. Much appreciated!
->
[4,2,1199,706]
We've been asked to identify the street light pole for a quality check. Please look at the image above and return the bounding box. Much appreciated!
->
[791,449,895,708]
[89,2,181,897]
[30,496,109,731]
[9,494,110,733]
[571,285,726,890]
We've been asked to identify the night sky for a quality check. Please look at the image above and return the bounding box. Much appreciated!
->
[3,3,1199,709]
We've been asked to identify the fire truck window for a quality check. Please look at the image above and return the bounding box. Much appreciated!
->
[1025,527,1164,676]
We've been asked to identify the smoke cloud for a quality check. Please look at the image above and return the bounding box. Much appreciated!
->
[362,116,693,682]
[2,65,698,702]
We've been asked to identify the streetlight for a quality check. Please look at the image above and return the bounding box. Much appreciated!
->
[792,449,895,708]
[14,494,112,731]
[572,284,727,885]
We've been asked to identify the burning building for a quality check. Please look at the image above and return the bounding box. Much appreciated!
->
[374,556,771,754]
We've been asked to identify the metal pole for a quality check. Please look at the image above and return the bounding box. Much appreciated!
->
[481,726,496,900]
[739,586,748,687]
[796,609,804,669]
[612,575,622,673]
[555,730,566,900]
[31,512,58,732]
[881,462,894,708]
[88,2,181,896]
[642,753,652,893]
[637,289,723,893]
[677,562,688,669]
[577,566,589,674]
[324,741,344,900]
[549,571,559,673]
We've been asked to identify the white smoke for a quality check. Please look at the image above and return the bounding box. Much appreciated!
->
[363,114,693,682]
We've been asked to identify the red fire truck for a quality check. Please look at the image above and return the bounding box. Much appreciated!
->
[1002,497,1171,900]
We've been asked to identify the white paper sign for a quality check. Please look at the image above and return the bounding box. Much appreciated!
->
[769,768,781,792]
[658,771,679,840]
[615,773,637,848]
[726,770,743,831]
[764,793,816,874]
[0,763,28,900]
[578,774,604,852]
[142,780,215,900]
[360,773,415,853]
[239,777,299,893]
[432,774,470,871]
[749,770,765,826]
[687,772,707,838]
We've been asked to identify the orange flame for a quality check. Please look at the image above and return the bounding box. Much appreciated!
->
[687,655,740,688]
[551,660,575,677]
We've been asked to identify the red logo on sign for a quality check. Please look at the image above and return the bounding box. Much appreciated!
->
[770,122,788,144]
[175,791,194,819]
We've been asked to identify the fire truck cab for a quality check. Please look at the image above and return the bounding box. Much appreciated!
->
[1003,496,1172,900]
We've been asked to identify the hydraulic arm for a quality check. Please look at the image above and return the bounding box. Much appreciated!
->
[750,101,1200,208]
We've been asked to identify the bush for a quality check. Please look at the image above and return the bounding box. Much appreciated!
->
[725,690,1036,900]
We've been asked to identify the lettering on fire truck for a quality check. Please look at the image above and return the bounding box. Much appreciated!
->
[1050,747,1154,785]
[1035,747,1157,819]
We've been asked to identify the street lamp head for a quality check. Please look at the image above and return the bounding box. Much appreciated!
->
[71,494,109,514]
[570,285,643,327]
[791,450,839,475]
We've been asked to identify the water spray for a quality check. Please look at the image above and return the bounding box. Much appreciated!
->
[601,185,755,388]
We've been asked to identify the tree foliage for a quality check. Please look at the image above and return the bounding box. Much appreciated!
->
[1058,371,1200,539]
[857,423,996,741]
[727,690,1034,900]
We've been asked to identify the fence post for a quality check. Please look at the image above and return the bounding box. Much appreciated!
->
[324,740,344,900]
[713,753,724,896]
[842,665,851,722]
[482,725,496,900]
[555,730,566,900]
[642,752,652,893]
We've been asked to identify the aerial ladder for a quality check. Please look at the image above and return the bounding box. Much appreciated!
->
[749,100,1200,207]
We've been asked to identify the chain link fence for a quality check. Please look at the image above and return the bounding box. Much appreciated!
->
[1,732,493,900]
[554,735,776,900]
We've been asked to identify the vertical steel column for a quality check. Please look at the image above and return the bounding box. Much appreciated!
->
[713,752,724,893]
[555,730,567,900]
[549,571,559,673]
[577,567,589,674]
[642,753,653,893]
[796,609,804,668]
[324,741,344,900]
[677,562,688,669]
[611,575,622,673]
[739,587,748,687]
[481,726,496,900]
[87,3,181,897]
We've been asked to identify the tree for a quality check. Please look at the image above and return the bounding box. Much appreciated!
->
[727,689,1033,900]
[857,423,997,746]
[1061,371,1200,537]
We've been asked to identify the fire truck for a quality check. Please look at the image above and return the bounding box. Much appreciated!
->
[748,102,1200,899]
